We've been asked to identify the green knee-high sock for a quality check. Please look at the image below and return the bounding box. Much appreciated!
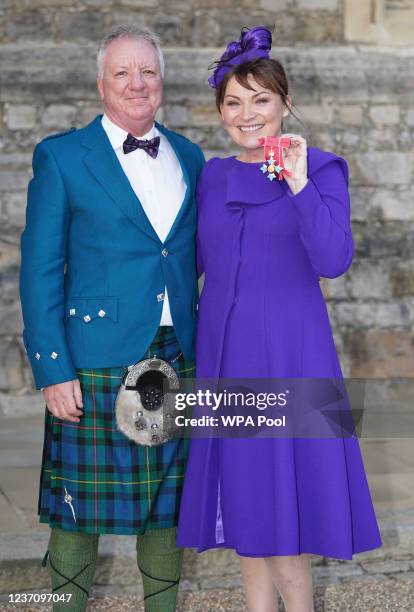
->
[46,528,99,612]
[136,527,183,612]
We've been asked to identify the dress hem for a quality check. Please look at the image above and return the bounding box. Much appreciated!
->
[178,539,384,561]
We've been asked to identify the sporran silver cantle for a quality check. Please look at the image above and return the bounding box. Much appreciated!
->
[115,357,179,446]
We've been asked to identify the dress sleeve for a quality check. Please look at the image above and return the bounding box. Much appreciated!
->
[287,156,354,278]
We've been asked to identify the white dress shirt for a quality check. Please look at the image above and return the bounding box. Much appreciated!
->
[101,114,187,325]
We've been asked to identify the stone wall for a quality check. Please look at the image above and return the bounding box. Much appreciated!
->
[0,0,413,411]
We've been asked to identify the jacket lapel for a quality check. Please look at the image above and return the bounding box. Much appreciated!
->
[81,115,161,242]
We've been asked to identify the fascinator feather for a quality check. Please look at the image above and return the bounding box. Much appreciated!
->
[208,26,272,89]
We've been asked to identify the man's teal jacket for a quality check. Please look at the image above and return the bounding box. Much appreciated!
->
[19,115,204,389]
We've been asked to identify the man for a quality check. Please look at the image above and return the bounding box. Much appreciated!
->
[20,25,204,611]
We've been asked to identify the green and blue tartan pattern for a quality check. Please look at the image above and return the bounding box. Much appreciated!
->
[38,327,194,535]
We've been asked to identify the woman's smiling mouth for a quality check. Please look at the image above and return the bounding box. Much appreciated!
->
[238,124,264,132]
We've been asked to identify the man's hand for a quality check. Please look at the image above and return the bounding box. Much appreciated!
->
[43,379,83,423]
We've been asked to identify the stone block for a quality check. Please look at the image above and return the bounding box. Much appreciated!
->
[338,129,362,151]
[6,10,54,43]
[41,104,77,129]
[78,105,103,125]
[369,105,400,126]
[0,301,23,336]
[15,0,75,6]
[0,341,25,392]
[0,265,19,302]
[335,301,406,329]
[150,15,187,45]
[191,104,221,127]
[164,105,192,128]
[0,170,30,192]
[349,187,372,222]
[338,105,364,125]
[346,330,414,377]
[296,0,338,8]
[360,559,411,575]
[4,192,26,228]
[349,260,392,299]
[4,105,37,130]
[390,261,414,297]
[371,190,414,222]
[117,0,158,6]
[354,152,411,186]
[398,130,412,152]
[300,104,333,124]
[320,275,349,300]
[190,13,222,47]
[309,131,335,152]
[106,11,148,32]
[57,10,110,43]
[405,108,414,126]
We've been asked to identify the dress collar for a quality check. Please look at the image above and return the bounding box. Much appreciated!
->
[225,156,288,206]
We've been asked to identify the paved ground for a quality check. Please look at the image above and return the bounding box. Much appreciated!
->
[1,411,414,610]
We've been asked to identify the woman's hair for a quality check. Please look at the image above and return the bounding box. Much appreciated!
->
[215,58,302,125]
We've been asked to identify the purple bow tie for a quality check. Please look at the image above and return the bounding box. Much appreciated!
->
[123,134,160,159]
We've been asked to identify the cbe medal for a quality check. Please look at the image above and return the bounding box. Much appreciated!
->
[259,136,292,182]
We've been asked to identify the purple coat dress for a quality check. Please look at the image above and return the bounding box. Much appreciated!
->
[176,148,382,559]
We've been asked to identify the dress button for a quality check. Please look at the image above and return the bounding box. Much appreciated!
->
[51,352,58,359]
[98,310,106,317]
[161,248,168,258]
[69,308,76,316]
[157,293,165,302]
[35,352,41,360]
[83,314,91,323]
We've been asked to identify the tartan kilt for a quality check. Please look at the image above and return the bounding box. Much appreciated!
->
[38,326,194,535]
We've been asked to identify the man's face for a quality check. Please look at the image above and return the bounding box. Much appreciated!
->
[97,37,163,135]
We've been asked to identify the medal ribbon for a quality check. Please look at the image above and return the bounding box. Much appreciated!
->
[258,136,292,181]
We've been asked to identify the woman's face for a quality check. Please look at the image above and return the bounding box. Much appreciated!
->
[220,74,290,153]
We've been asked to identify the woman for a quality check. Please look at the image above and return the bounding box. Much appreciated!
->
[177,27,382,611]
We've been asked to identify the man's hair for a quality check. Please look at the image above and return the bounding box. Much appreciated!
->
[97,25,164,78]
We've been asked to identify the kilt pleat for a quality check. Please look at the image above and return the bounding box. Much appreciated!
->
[38,326,194,535]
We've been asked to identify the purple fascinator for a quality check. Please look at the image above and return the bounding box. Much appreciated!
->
[208,26,272,89]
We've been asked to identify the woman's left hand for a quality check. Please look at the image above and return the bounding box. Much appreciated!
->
[282,134,309,195]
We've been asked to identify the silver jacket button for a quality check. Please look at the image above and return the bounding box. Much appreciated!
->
[51,352,58,359]
[35,352,41,360]
[161,248,168,257]
[98,310,106,317]
[69,308,76,316]
[83,314,91,323]
[157,293,165,302]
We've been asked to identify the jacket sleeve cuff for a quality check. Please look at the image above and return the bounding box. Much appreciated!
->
[287,178,322,215]
[24,342,77,390]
